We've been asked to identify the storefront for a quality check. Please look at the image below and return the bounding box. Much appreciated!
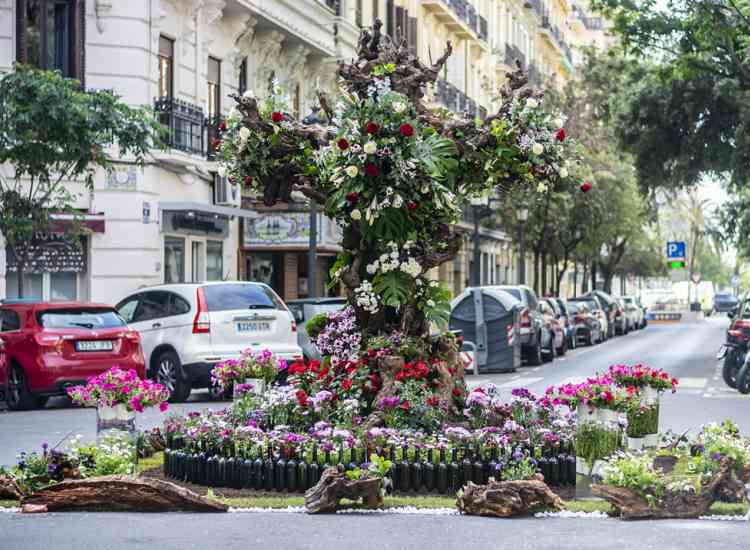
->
[160,202,257,284]
[241,209,342,300]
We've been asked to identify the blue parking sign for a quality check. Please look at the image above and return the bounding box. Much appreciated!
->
[666,241,686,260]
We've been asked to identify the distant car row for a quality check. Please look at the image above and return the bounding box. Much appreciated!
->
[448,285,648,372]
[0,282,303,410]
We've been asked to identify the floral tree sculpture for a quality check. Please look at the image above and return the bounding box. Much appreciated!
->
[218,20,576,425]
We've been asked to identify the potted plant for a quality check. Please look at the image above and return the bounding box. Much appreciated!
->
[625,399,656,451]
[67,367,170,438]
[211,349,286,398]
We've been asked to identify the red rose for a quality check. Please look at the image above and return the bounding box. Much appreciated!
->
[400,400,411,410]
[342,378,353,391]
[426,396,439,407]
[295,390,308,407]
[399,123,415,137]
[555,128,566,142]
[212,138,222,150]
[346,191,359,203]
[219,120,227,132]
[406,201,418,211]
[365,121,379,134]
[244,175,253,187]
[338,138,350,150]
[365,163,379,177]
[271,111,284,123]
[580,181,592,193]
[309,360,321,372]
[367,349,377,358]
[452,387,462,397]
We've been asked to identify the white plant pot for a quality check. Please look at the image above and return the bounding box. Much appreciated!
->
[577,403,597,425]
[627,437,645,451]
[96,403,136,436]
[248,378,267,395]
[576,458,606,478]
[642,386,660,406]
[643,433,659,448]
[596,408,620,425]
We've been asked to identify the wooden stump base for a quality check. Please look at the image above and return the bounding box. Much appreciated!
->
[591,458,748,520]
[456,478,564,517]
[21,475,227,513]
[304,467,383,514]
[0,475,21,499]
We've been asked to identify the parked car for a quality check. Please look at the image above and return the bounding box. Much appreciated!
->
[116,282,302,403]
[569,297,608,342]
[612,298,629,335]
[566,301,603,346]
[552,298,577,351]
[714,293,740,314]
[490,285,553,365]
[622,296,645,329]
[583,291,616,338]
[0,302,146,411]
[286,297,347,360]
[543,298,569,355]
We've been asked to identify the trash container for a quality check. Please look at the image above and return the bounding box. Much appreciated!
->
[449,287,520,373]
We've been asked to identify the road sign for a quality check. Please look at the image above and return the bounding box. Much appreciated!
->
[732,275,741,288]
[669,261,687,269]
[666,241,686,260]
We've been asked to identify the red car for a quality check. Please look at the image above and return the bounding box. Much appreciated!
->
[0,301,145,410]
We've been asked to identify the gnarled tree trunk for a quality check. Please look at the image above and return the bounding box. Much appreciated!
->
[457,478,564,517]
[304,467,383,514]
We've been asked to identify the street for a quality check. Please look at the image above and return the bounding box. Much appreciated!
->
[1,315,745,468]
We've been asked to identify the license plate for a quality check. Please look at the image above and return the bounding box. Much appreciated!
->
[236,321,270,333]
[716,346,727,360]
[75,340,113,352]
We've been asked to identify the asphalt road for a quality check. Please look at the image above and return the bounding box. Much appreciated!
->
[1,315,748,550]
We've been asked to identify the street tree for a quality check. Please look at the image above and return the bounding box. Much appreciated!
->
[0,65,160,296]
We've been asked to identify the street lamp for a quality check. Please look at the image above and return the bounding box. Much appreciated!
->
[517,206,529,286]
[302,107,324,297]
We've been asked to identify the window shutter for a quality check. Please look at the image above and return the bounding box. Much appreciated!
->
[395,6,405,41]
[408,16,417,53]
[386,0,395,37]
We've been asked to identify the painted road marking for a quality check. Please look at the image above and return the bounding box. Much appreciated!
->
[678,377,708,389]
[496,377,544,388]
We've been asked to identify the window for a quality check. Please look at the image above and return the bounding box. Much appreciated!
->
[203,283,283,312]
[37,308,125,329]
[164,237,185,284]
[206,241,223,281]
[191,241,204,282]
[356,0,363,27]
[293,82,301,120]
[131,291,172,322]
[5,273,43,300]
[373,0,379,23]
[158,35,174,99]
[0,310,21,332]
[116,297,140,324]
[238,57,248,96]
[16,0,83,79]
[169,294,192,316]
[207,56,221,118]
[50,272,76,301]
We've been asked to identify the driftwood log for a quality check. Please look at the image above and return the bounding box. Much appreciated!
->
[21,475,227,513]
[304,467,383,514]
[456,478,564,517]
[591,458,748,520]
[0,475,21,499]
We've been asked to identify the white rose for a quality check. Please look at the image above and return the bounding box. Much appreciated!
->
[393,195,403,208]
[345,165,359,177]
[238,127,251,142]
[242,89,255,99]
[217,165,228,177]
[553,117,564,129]
[532,143,544,156]
[526,98,538,109]
[559,167,569,178]
[363,141,377,154]
[393,101,406,114]
[351,209,362,220]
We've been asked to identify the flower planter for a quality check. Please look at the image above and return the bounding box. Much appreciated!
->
[643,433,659,448]
[642,386,660,406]
[596,408,620,425]
[248,378,267,395]
[576,457,606,478]
[627,437,645,451]
[652,455,678,474]
[576,403,597,425]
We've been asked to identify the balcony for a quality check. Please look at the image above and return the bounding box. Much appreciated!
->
[323,0,340,15]
[478,16,488,42]
[205,114,225,161]
[523,0,543,17]
[154,97,205,157]
[420,0,486,42]
[528,63,543,87]
[505,44,526,69]
[580,16,604,30]
[434,79,485,119]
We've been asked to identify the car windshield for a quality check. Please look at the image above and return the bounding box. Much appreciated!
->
[37,308,125,329]
[203,284,284,312]
[501,288,522,301]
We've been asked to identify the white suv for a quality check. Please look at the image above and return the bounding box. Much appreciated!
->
[115,282,302,402]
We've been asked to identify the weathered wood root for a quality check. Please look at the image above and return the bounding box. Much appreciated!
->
[456,478,564,517]
[21,475,227,513]
[591,458,746,520]
[304,467,383,514]
[0,475,21,499]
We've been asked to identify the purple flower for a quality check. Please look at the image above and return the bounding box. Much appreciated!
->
[711,452,722,461]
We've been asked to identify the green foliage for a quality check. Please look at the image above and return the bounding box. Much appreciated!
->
[602,452,665,499]
[501,457,539,481]
[575,422,622,464]
[305,313,329,340]
[373,270,412,308]
[368,453,393,479]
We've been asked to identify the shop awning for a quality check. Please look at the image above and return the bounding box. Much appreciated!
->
[49,213,106,233]
[159,201,258,219]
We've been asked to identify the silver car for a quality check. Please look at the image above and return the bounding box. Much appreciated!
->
[286,297,347,360]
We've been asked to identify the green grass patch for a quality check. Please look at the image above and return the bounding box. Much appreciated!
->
[0,499,20,509]
[562,499,613,514]
[137,452,163,474]
[707,502,749,516]
[211,493,458,510]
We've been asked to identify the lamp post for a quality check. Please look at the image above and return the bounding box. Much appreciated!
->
[302,107,324,297]
[517,206,529,285]
[470,195,499,287]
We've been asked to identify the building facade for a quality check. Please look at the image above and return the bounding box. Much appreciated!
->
[0,0,612,304]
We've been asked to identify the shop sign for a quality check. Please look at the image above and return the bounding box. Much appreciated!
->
[105,165,138,190]
[244,212,342,247]
[163,211,229,238]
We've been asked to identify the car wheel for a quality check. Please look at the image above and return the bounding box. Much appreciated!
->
[737,363,750,395]
[527,338,543,366]
[556,335,567,356]
[7,363,36,411]
[569,333,576,350]
[155,350,191,403]
[542,333,555,362]
[722,353,740,389]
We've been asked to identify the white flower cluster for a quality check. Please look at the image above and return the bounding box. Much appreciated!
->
[354,281,379,313]
[365,242,422,279]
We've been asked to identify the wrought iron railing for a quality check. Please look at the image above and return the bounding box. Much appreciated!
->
[154,97,205,156]
[205,114,225,161]
[478,16,488,42]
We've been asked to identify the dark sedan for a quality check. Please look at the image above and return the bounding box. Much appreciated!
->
[714,293,739,313]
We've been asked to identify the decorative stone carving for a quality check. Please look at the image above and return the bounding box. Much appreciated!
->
[94,0,113,33]
[229,16,258,79]
[279,44,311,89]
[201,0,225,27]
[250,30,285,92]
